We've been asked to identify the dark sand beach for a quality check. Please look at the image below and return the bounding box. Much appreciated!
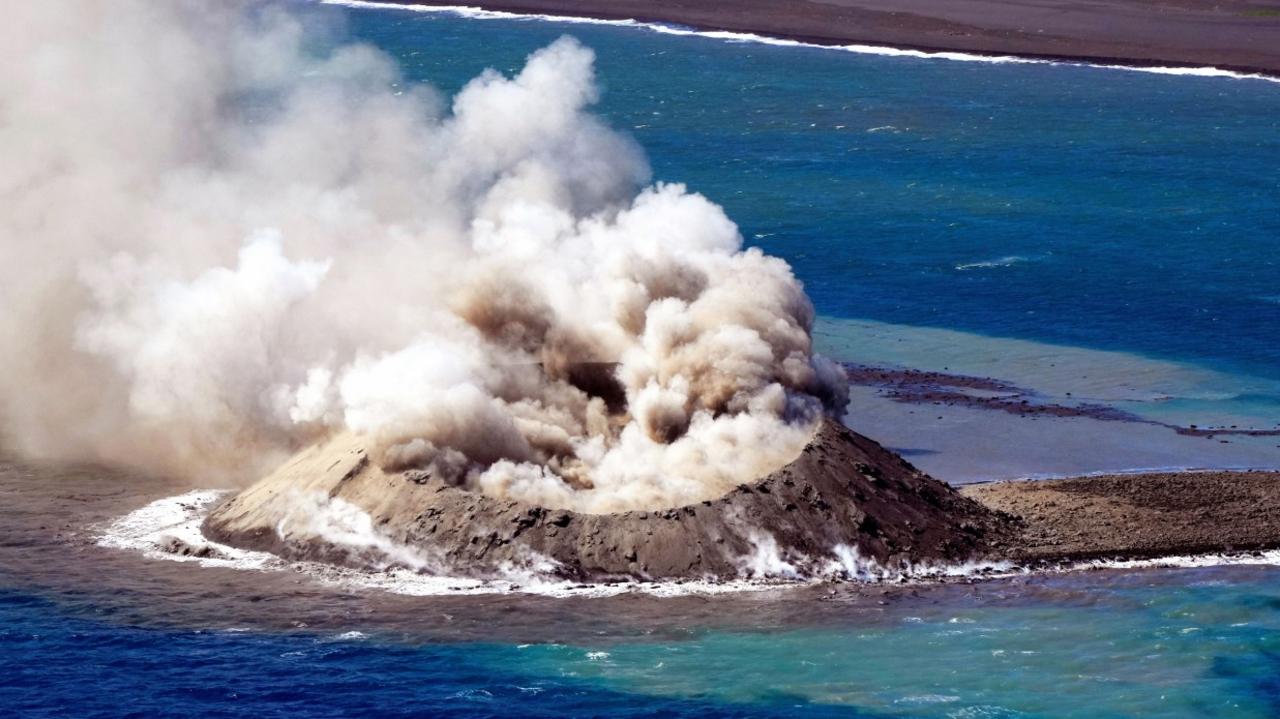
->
[378,0,1280,75]
[965,470,1280,561]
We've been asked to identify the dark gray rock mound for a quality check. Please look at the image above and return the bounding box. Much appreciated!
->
[203,420,1011,581]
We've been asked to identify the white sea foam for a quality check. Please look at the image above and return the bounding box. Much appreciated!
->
[1066,549,1280,572]
[954,255,1033,271]
[321,1,1280,85]
[97,491,1280,599]
[896,694,961,705]
[96,490,280,571]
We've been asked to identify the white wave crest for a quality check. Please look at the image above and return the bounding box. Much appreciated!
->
[94,491,796,597]
[955,255,1034,271]
[322,1,1280,85]
[96,490,279,570]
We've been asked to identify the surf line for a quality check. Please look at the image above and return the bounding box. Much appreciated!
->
[100,489,1280,599]
[322,1,1280,85]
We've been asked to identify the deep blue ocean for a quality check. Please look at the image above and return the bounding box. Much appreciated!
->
[5,3,1280,717]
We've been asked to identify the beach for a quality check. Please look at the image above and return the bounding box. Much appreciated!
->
[964,470,1280,561]
[370,0,1280,75]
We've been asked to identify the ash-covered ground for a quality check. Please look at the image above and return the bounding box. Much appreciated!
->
[203,420,1011,582]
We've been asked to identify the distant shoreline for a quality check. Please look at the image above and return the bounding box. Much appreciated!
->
[336,0,1280,79]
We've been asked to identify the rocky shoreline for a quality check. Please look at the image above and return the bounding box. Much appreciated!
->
[202,420,1011,581]
[203,418,1280,583]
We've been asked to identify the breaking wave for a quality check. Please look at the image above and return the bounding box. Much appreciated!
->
[954,255,1036,271]
[324,1,1280,85]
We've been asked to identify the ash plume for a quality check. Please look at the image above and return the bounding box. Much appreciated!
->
[0,1,847,513]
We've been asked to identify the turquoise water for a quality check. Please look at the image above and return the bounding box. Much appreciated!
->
[517,570,1280,717]
[7,4,1280,717]
[6,562,1280,717]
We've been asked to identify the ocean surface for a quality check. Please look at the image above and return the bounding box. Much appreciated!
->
[6,3,1280,717]
[5,568,1280,718]
[4,463,1280,718]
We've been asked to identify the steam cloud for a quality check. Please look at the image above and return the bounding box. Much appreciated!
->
[0,1,847,513]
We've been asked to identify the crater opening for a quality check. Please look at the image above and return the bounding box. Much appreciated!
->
[364,360,824,515]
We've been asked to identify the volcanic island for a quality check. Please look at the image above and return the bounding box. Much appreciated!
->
[204,418,1280,583]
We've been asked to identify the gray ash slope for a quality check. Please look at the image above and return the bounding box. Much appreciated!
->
[203,420,1013,581]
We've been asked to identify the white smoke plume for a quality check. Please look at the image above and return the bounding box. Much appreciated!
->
[0,1,847,513]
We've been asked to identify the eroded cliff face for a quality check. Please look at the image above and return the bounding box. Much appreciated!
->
[202,420,1012,581]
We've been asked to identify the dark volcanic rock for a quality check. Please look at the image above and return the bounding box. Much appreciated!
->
[963,470,1280,562]
[203,420,1012,581]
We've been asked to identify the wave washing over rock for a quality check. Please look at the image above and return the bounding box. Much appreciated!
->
[204,420,1012,581]
[96,484,1019,597]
